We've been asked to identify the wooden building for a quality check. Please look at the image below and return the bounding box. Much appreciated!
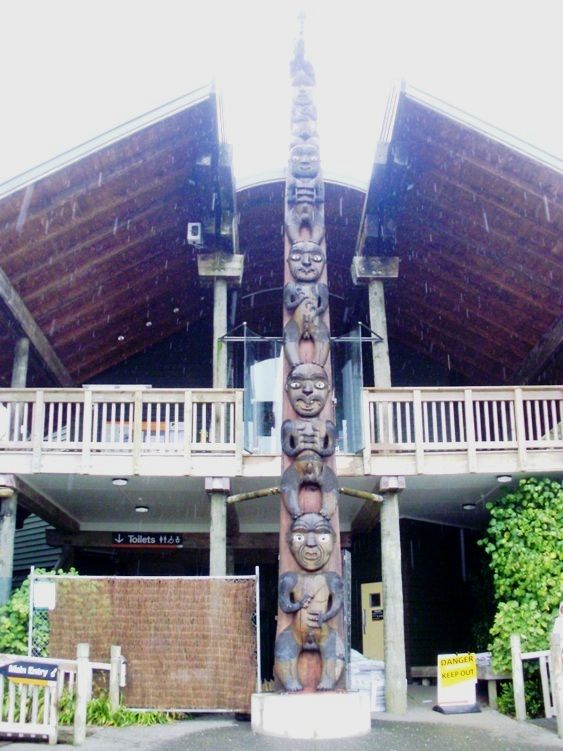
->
[0,82,561,679]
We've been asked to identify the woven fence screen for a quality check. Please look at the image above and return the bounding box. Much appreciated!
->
[40,576,257,712]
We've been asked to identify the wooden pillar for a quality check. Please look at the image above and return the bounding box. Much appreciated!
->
[368,281,391,388]
[213,278,228,389]
[0,340,30,604]
[11,337,30,388]
[198,254,243,577]
[351,255,407,713]
[380,475,407,714]
[0,488,17,605]
[205,477,230,576]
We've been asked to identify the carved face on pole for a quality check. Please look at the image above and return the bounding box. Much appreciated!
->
[288,241,325,282]
[286,363,330,417]
[288,513,335,571]
[290,142,320,178]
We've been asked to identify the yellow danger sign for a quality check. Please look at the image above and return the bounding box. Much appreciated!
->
[438,653,477,687]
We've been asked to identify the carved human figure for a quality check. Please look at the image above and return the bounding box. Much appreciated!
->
[280,450,338,520]
[281,417,335,458]
[274,513,345,691]
[285,140,325,244]
[283,281,329,367]
[285,363,330,418]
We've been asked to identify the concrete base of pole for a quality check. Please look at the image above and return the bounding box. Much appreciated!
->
[251,691,371,739]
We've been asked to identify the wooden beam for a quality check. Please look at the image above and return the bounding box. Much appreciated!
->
[0,266,73,386]
[2,476,80,533]
[510,316,563,384]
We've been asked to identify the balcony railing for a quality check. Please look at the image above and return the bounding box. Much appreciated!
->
[363,386,563,475]
[1,385,561,478]
[0,388,244,475]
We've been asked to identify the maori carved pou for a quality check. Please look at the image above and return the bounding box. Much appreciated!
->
[274,30,344,693]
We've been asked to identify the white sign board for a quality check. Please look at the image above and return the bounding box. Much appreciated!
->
[435,652,479,714]
[33,581,56,610]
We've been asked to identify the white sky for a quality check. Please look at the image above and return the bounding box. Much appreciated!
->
[0,0,561,189]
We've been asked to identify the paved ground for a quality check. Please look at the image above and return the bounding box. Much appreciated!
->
[1,686,560,749]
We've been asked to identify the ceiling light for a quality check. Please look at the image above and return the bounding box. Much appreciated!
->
[135,505,149,513]
[173,307,180,313]
[496,475,512,483]
[145,321,152,327]
[112,478,128,486]
[462,503,477,511]
[117,335,125,342]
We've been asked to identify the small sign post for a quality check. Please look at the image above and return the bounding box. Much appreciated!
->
[433,652,480,714]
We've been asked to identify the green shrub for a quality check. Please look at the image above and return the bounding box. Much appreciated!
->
[479,477,563,717]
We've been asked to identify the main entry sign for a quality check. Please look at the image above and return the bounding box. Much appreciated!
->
[434,652,480,714]
[111,533,183,549]
[0,661,58,686]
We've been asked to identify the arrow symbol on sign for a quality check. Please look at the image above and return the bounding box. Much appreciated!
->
[115,534,124,543]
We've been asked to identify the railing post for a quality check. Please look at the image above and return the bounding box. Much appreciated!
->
[511,633,526,721]
[132,390,143,475]
[74,643,90,746]
[109,645,122,713]
[31,390,44,472]
[413,390,424,473]
[551,604,563,739]
[463,389,476,472]
[183,390,193,472]
[235,390,244,473]
[362,391,371,473]
[514,388,528,470]
[81,390,92,474]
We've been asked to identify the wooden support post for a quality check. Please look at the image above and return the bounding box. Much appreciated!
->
[368,281,391,388]
[510,633,526,721]
[11,337,30,388]
[380,475,407,714]
[74,642,90,746]
[0,338,30,604]
[213,278,228,389]
[0,489,17,606]
[109,645,122,713]
[206,477,230,576]
[551,605,563,739]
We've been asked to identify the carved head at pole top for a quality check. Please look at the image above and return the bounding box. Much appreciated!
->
[286,363,330,417]
[288,240,325,282]
[288,512,336,571]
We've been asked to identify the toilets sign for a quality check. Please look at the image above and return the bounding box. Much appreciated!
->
[435,652,479,713]
[111,533,183,549]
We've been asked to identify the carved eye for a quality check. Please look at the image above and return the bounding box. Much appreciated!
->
[318,534,331,544]
[292,533,305,544]
[290,253,301,261]
[314,380,327,389]
[289,380,301,389]
[312,254,323,262]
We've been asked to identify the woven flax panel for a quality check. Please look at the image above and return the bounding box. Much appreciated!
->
[48,577,257,711]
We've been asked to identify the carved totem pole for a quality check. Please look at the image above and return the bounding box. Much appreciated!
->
[274,34,345,693]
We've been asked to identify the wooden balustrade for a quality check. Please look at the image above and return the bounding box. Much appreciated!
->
[363,385,563,475]
[0,388,243,475]
[0,385,561,477]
